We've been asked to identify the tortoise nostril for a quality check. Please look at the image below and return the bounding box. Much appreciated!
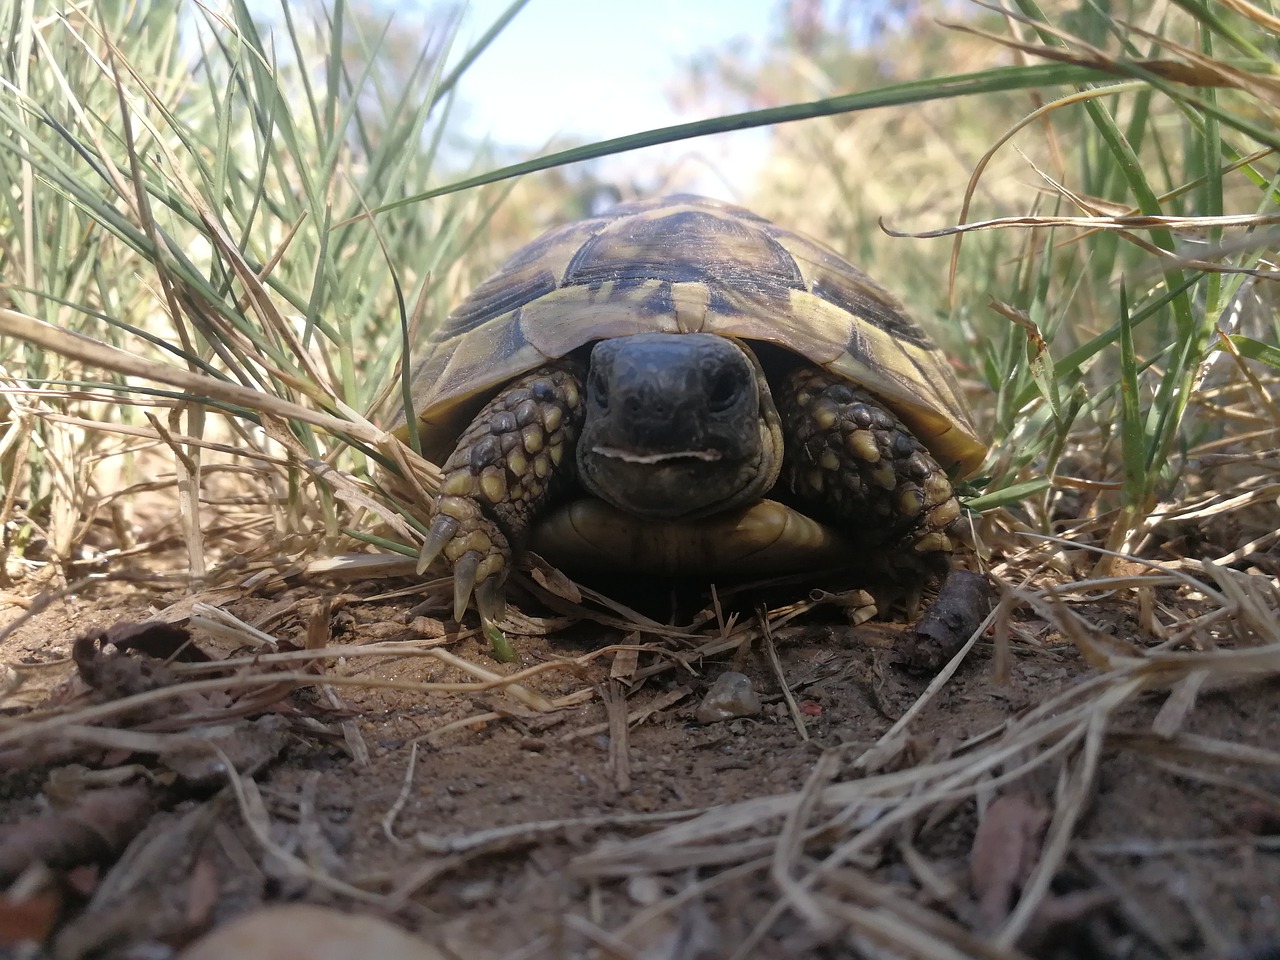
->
[707,368,741,413]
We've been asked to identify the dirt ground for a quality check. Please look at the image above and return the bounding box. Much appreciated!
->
[1,566,1278,960]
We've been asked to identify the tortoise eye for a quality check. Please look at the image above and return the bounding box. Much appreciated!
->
[589,367,609,410]
[707,367,742,413]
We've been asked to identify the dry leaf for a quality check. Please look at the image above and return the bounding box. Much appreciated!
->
[969,792,1049,931]
[0,785,155,884]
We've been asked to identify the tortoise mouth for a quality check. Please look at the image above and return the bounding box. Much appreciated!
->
[590,446,723,465]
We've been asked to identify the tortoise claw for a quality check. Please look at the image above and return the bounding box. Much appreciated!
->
[452,552,480,623]
[417,515,458,574]
[420,503,510,623]
[475,577,507,626]
[451,554,507,626]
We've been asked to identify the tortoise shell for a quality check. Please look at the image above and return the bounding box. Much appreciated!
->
[397,195,983,477]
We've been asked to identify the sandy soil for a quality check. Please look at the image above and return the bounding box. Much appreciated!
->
[1,571,1277,960]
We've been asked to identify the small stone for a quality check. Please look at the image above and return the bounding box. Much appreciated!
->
[625,875,663,906]
[456,880,497,904]
[178,905,446,960]
[695,671,762,724]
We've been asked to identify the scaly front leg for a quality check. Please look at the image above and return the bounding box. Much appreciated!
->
[776,367,962,577]
[418,360,586,623]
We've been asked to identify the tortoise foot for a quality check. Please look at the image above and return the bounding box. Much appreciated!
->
[778,367,961,568]
[419,499,511,622]
[417,361,586,623]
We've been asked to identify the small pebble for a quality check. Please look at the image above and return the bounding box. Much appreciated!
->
[178,904,446,960]
[695,672,762,724]
[625,875,663,906]
[456,880,497,904]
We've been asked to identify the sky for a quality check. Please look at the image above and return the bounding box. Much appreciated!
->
[451,0,776,146]
[445,0,782,194]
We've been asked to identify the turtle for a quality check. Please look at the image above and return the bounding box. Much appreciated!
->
[393,195,985,625]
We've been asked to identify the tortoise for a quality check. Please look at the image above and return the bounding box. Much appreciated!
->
[394,195,985,624]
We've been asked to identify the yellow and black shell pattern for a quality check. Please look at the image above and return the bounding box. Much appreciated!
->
[399,195,984,477]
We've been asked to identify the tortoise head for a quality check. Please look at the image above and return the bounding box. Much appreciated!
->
[576,333,784,519]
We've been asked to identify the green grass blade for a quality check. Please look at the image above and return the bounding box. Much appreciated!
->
[1116,284,1148,528]
[366,62,1120,215]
